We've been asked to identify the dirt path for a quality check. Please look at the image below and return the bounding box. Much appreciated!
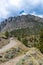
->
[0,37,28,53]
[0,37,27,65]
[0,55,24,65]
[0,38,18,53]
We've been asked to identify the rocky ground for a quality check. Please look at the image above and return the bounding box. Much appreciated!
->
[16,48,43,65]
[0,37,43,65]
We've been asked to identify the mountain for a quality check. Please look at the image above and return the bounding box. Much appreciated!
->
[0,14,43,65]
[0,14,43,33]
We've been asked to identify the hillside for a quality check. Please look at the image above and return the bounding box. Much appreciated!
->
[0,37,43,65]
[0,47,43,65]
[16,48,43,65]
[0,14,43,65]
[0,14,43,33]
[0,37,28,63]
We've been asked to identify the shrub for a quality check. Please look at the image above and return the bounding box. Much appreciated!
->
[35,31,43,53]
[17,36,21,41]
[39,31,43,53]
[22,38,28,46]
[5,31,9,38]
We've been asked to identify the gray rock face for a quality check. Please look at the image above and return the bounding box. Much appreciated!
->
[0,14,43,32]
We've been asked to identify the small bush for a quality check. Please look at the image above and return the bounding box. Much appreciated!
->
[22,38,28,46]
[5,31,9,38]
[17,36,21,41]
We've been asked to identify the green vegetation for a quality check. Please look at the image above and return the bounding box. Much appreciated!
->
[22,38,28,46]
[34,31,43,53]
[39,31,43,53]
[4,28,43,53]
[17,36,21,41]
[10,28,31,37]
[5,31,9,38]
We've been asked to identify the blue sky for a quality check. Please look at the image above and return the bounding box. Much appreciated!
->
[0,0,43,21]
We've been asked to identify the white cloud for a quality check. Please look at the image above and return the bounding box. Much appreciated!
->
[8,0,22,7]
[0,0,23,19]
[20,12,28,16]
[0,0,43,20]
[0,0,9,18]
[27,0,40,6]
[31,11,43,18]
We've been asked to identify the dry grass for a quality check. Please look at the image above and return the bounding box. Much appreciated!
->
[0,38,9,49]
